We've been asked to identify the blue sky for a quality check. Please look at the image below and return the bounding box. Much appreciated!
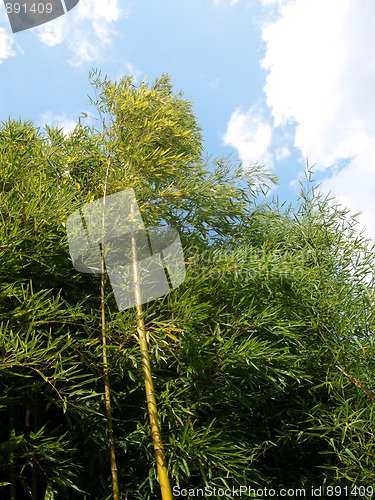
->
[1,0,375,240]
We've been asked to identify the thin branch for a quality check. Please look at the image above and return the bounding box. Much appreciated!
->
[336,365,375,402]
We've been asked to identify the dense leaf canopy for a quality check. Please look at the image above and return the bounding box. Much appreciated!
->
[1,73,375,499]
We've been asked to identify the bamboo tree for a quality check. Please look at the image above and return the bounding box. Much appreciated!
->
[0,119,101,497]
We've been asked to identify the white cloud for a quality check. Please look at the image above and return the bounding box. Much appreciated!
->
[200,74,224,90]
[35,17,65,46]
[115,61,143,83]
[260,0,375,239]
[214,0,241,5]
[32,0,124,65]
[39,111,77,136]
[0,27,15,63]
[68,0,123,66]
[321,139,375,241]
[208,77,222,89]
[76,0,121,23]
[275,145,290,162]
[260,0,286,5]
[223,106,273,168]
[67,30,105,66]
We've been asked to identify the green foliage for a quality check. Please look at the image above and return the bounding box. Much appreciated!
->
[1,74,375,499]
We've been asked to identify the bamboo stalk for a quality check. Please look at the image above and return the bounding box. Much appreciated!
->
[130,205,173,500]
[101,264,119,500]
[100,157,120,500]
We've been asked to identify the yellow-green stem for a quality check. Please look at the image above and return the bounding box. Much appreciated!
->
[100,155,120,500]
[130,206,173,500]
[101,266,120,500]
